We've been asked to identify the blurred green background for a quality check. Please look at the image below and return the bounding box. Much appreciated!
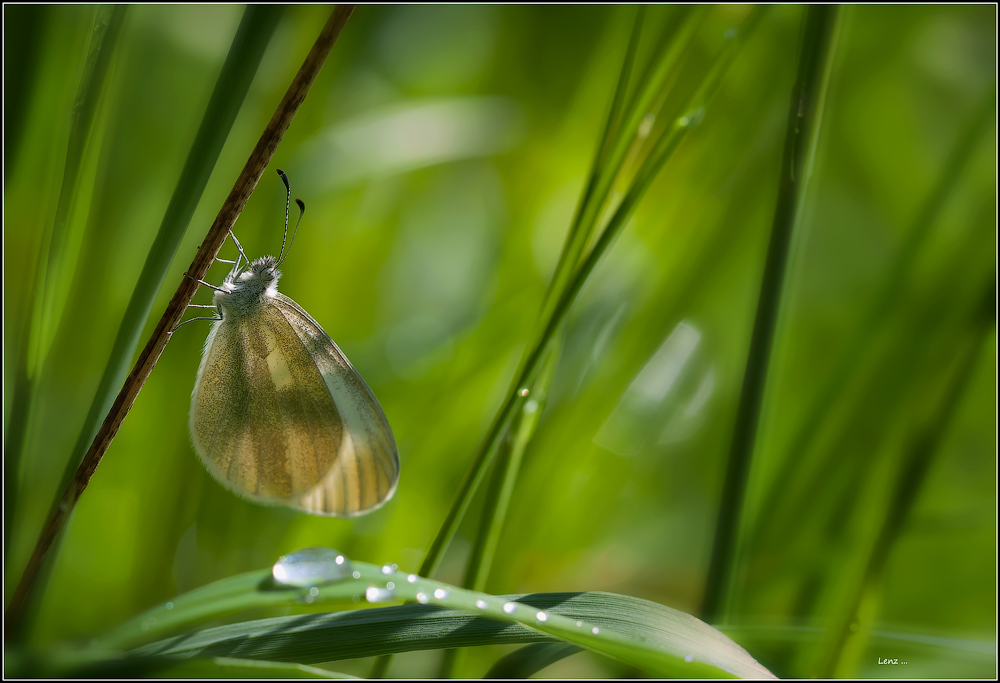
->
[3,4,995,678]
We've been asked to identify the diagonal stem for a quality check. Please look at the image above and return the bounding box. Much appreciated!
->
[3,4,356,638]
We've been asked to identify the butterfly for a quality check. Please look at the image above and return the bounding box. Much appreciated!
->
[184,169,399,517]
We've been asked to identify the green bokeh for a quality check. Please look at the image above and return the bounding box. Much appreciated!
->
[3,5,995,678]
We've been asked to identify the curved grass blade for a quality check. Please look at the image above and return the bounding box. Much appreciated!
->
[484,642,582,678]
[94,560,774,679]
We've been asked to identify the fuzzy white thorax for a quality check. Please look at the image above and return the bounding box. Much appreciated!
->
[214,255,282,318]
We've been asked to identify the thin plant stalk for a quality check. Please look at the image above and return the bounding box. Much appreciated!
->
[4,5,126,555]
[438,342,561,677]
[701,4,842,625]
[3,4,356,638]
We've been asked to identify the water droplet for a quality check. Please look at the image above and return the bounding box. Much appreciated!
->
[272,547,352,588]
[141,622,149,631]
[519,388,530,397]
[476,600,489,609]
[407,574,418,583]
[678,107,705,129]
[309,587,319,597]
[391,563,398,571]
[382,565,393,575]
[536,611,548,622]
[684,654,694,663]
[592,627,600,634]
[352,571,361,579]
[366,586,393,603]
[165,602,173,610]
[386,581,395,590]
[524,400,539,414]
[416,592,429,604]
[433,588,449,600]
[503,602,518,614]
[724,27,737,40]
[638,112,656,139]
[352,595,359,603]
[576,620,583,627]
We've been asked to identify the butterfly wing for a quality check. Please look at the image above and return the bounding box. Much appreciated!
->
[271,293,399,516]
[189,296,399,517]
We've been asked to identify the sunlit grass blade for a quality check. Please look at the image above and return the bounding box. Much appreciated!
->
[4,4,125,555]
[701,4,842,624]
[156,657,361,679]
[84,559,773,679]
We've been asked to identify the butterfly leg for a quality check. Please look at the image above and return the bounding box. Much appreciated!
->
[172,315,222,332]
[184,272,224,291]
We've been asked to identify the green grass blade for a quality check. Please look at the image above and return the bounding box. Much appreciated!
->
[819,281,996,676]
[155,657,360,679]
[4,4,125,558]
[416,4,766,585]
[3,4,49,175]
[701,4,842,624]
[484,642,582,678]
[15,3,284,642]
[90,560,773,678]
[750,88,997,545]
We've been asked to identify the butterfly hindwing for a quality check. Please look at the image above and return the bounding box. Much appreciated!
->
[271,293,400,516]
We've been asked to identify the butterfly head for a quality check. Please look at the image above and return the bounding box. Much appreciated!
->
[217,256,281,316]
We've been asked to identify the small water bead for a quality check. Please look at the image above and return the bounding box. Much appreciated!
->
[524,399,539,414]
[416,592,430,604]
[576,621,583,627]
[536,611,548,622]
[391,564,398,571]
[366,586,393,603]
[386,582,395,590]
[407,574,418,583]
[433,588,450,600]
[382,565,393,575]
[352,571,361,579]
[309,587,319,597]
[503,602,518,614]
[476,600,488,609]
[592,627,600,634]
[684,655,694,663]
[637,112,656,139]
[519,388,530,397]
[165,602,174,611]
[272,547,352,588]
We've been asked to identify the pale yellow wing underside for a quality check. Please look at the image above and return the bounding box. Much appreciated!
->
[190,294,399,517]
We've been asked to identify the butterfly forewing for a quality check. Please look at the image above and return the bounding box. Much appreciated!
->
[190,294,399,517]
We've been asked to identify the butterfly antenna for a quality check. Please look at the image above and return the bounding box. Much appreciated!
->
[277,168,292,263]
[279,199,306,266]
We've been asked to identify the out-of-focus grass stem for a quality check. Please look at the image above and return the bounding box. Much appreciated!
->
[751,89,996,546]
[821,280,995,676]
[701,4,842,625]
